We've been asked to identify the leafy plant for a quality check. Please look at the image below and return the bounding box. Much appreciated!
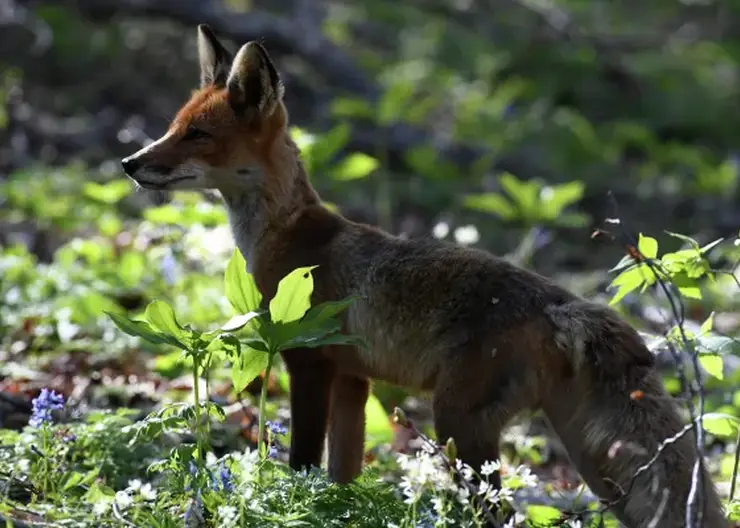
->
[106,248,365,464]
[464,173,589,228]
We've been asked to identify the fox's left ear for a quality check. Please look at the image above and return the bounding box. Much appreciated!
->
[226,41,284,117]
[197,24,233,88]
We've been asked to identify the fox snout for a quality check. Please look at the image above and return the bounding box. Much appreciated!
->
[121,156,140,177]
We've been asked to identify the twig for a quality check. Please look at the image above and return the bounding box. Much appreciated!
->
[111,501,137,528]
[730,428,740,502]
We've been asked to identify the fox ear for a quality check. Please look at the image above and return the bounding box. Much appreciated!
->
[197,24,233,87]
[226,41,284,116]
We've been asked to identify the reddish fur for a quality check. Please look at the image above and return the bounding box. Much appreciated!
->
[121,27,729,528]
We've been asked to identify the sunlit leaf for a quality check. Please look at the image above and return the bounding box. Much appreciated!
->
[332,153,379,181]
[105,312,185,349]
[701,413,740,438]
[527,504,562,525]
[463,193,516,219]
[365,392,393,450]
[221,311,262,332]
[232,347,269,393]
[637,233,658,259]
[145,300,187,341]
[270,266,318,324]
[224,249,262,314]
[83,180,132,204]
[699,354,724,380]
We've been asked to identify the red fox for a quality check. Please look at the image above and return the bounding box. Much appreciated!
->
[121,25,728,527]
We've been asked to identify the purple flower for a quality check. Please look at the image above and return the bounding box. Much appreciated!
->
[210,462,234,493]
[268,446,279,459]
[29,388,65,428]
[266,420,287,437]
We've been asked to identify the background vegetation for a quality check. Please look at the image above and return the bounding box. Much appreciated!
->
[1,0,739,526]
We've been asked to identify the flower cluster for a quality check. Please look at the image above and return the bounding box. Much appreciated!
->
[29,388,65,428]
[266,420,288,436]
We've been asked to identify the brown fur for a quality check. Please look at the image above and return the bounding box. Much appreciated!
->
[120,25,728,528]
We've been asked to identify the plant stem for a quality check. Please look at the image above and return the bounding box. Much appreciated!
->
[257,352,275,459]
[192,355,205,462]
[730,427,740,502]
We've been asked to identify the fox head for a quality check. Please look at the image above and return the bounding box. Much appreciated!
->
[121,25,288,194]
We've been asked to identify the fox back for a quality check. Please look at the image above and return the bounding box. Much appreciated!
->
[121,25,728,528]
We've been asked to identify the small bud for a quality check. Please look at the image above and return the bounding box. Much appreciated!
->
[391,407,409,428]
[444,437,457,461]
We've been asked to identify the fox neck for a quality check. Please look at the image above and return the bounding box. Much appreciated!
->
[220,134,320,273]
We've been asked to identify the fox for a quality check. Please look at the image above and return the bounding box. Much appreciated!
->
[120,25,727,528]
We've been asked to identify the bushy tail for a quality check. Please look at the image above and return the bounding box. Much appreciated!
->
[543,301,726,528]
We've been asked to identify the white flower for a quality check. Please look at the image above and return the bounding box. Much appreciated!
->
[127,479,142,491]
[139,482,157,501]
[114,491,133,509]
[432,221,450,239]
[456,486,470,505]
[480,460,501,476]
[453,225,480,246]
[503,512,527,527]
[217,505,238,526]
[92,499,112,515]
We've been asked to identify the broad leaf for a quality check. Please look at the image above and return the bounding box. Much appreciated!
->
[699,354,724,380]
[637,233,658,259]
[232,347,269,393]
[145,300,187,341]
[303,297,359,324]
[269,266,318,323]
[283,331,370,351]
[701,413,740,438]
[272,318,342,351]
[221,311,263,332]
[527,505,562,526]
[224,249,262,314]
[105,312,185,349]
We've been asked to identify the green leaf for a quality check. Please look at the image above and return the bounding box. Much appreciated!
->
[303,297,359,324]
[463,193,516,219]
[637,233,658,259]
[332,153,380,181]
[280,330,369,351]
[527,504,562,526]
[62,471,86,491]
[665,231,700,250]
[145,300,187,340]
[83,180,132,204]
[232,347,269,393]
[364,393,393,450]
[224,249,262,314]
[700,312,715,335]
[269,266,318,324]
[378,79,415,125]
[701,413,740,438]
[699,354,724,380]
[221,311,263,332]
[678,286,702,300]
[143,204,183,225]
[608,264,648,305]
[699,237,724,255]
[105,312,184,349]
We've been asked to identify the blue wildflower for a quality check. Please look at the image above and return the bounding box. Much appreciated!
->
[29,388,65,428]
[266,420,287,436]
[268,445,279,459]
[210,462,234,493]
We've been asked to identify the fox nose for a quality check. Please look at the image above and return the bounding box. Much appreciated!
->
[121,157,141,176]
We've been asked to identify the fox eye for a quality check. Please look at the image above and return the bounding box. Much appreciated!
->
[183,126,212,141]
